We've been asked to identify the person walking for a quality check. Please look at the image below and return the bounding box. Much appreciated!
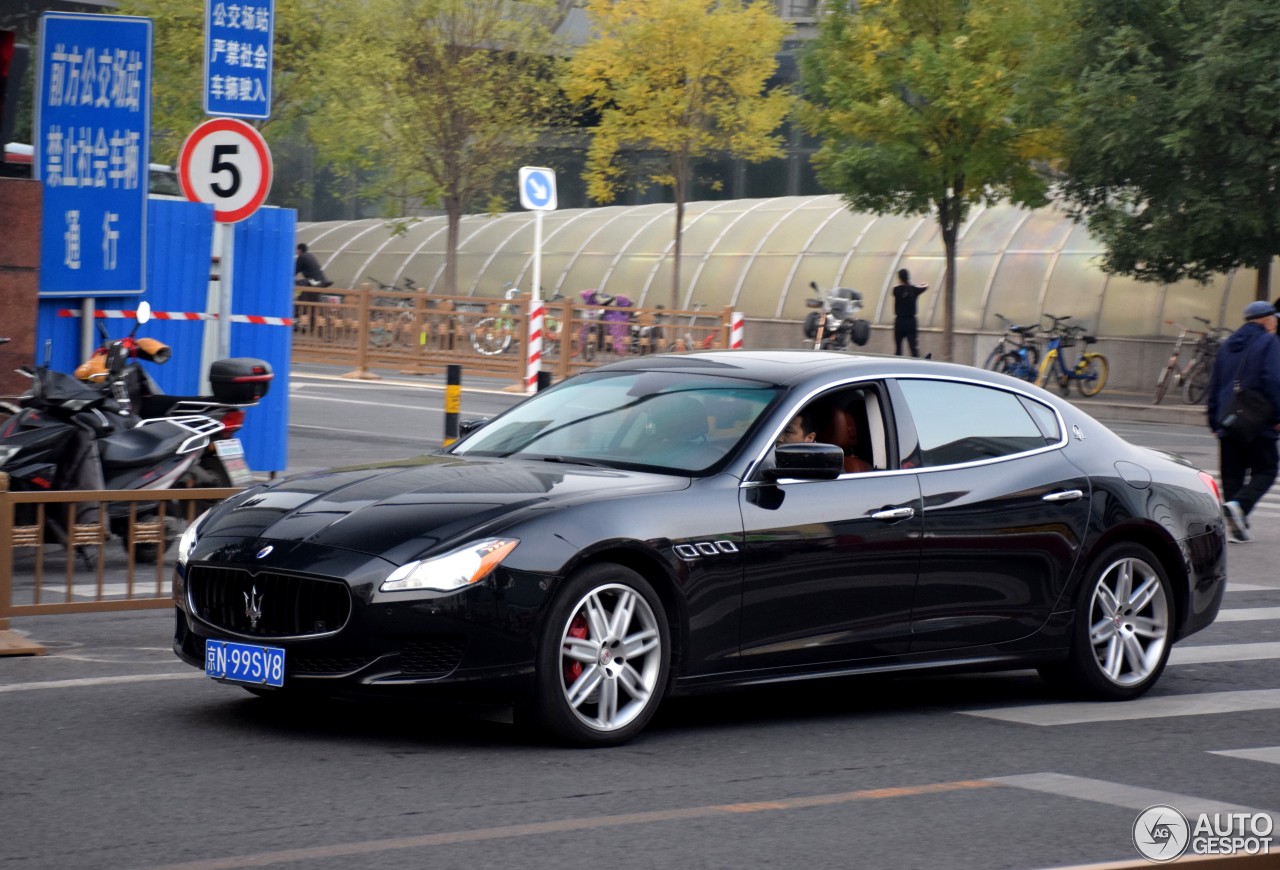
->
[892,268,928,356]
[1207,300,1280,542]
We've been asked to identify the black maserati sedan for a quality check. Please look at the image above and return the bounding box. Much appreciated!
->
[173,351,1227,745]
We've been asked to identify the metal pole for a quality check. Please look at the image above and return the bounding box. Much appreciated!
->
[443,364,461,446]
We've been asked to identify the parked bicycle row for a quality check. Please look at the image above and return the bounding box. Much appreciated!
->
[291,282,735,384]
[983,312,1109,397]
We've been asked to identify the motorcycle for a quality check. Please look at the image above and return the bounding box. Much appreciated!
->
[803,281,871,350]
[73,302,273,489]
[0,345,223,562]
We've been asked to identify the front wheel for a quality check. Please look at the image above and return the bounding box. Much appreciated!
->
[1182,362,1210,404]
[1039,543,1173,700]
[1076,353,1109,397]
[470,317,511,356]
[1153,359,1176,404]
[1035,350,1058,388]
[531,564,670,746]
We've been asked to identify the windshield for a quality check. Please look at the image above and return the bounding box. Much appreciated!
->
[451,370,781,473]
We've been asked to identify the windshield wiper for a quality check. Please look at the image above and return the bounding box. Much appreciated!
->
[534,455,612,468]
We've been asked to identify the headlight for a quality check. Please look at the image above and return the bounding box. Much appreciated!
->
[177,509,210,566]
[381,538,519,593]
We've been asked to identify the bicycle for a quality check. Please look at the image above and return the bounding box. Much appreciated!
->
[1153,317,1210,404]
[471,285,521,356]
[1179,325,1231,405]
[984,313,1041,381]
[365,276,416,349]
[1035,314,1108,397]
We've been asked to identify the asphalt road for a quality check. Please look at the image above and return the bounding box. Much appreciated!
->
[3,366,1278,870]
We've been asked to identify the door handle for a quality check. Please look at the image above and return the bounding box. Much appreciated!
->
[871,507,915,521]
[1042,489,1084,503]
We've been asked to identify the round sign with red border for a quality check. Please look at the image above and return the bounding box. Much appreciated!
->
[178,118,273,223]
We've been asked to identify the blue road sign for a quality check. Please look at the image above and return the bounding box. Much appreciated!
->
[204,0,274,120]
[36,13,151,297]
[519,166,557,211]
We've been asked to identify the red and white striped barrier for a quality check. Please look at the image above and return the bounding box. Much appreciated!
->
[58,309,293,326]
[525,300,545,394]
[730,311,744,350]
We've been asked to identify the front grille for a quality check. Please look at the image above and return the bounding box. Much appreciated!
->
[187,565,352,638]
[290,656,377,675]
[401,637,467,677]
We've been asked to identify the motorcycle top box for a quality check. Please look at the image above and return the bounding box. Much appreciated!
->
[209,359,273,405]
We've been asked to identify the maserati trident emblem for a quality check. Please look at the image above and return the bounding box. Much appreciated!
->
[244,586,263,630]
[256,545,273,559]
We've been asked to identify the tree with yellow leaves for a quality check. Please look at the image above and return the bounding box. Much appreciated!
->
[799,0,1063,362]
[562,0,791,311]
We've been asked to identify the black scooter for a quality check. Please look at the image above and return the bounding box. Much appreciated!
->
[0,340,223,562]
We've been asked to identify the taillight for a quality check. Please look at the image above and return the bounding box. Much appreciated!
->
[220,409,246,435]
[1199,471,1221,503]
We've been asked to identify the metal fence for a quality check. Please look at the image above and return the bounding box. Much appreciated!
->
[0,473,241,654]
[291,285,736,385]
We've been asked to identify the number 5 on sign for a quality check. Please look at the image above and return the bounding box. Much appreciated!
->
[178,118,273,223]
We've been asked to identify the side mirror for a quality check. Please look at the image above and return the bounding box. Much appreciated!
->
[764,443,845,481]
[136,301,152,325]
[458,418,490,437]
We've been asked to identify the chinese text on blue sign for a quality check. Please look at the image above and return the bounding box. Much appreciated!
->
[36,13,151,297]
[204,0,274,120]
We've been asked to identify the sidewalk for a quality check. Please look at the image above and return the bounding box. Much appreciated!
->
[1064,387,1209,427]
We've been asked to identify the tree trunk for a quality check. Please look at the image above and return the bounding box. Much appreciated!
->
[672,197,684,313]
[444,206,461,296]
[1257,255,1272,303]
[938,186,962,363]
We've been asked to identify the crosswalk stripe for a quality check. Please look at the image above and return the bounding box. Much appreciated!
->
[1209,747,1280,766]
[988,772,1273,817]
[1214,607,1280,622]
[962,689,1280,725]
[1169,642,1280,665]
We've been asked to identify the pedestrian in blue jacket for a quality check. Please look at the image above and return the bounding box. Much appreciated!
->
[1207,300,1280,541]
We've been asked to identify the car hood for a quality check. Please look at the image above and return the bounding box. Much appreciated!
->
[201,454,687,558]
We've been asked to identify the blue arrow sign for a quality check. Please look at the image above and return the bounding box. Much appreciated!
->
[519,166,557,211]
[36,13,151,297]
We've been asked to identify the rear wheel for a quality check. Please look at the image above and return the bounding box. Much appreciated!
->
[532,564,670,746]
[470,317,511,356]
[1182,362,1211,404]
[1039,543,1172,700]
[1076,353,1109,397]
[983,345,1007,371]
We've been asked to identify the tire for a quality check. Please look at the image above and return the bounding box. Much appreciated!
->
[470,317,510,356]
[531,564,670,746]
[983,345,1006,371]
[1076,353,1109,397]
[848,318,871,347]
[995,351,1022,377]
[1182,362,1210,405]
[1153,360,1176,404]
[1039,543,1173,700]
[803,311,821,341]
[175,455,234,522]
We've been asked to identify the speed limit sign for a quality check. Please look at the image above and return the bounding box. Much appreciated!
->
[178,118,273,223]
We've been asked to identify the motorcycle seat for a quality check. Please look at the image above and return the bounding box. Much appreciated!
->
[99,422,194,469]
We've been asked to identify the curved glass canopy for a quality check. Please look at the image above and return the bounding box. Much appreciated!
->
[298,195,1270,338]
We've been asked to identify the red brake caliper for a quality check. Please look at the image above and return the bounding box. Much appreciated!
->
[564,613,589,686]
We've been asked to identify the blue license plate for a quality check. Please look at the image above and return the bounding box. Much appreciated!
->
[205,639,285,687]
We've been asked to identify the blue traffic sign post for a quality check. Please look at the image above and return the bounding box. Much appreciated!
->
[35,13,151,298]
[204,0,274,120]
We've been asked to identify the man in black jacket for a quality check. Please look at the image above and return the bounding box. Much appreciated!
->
[892,268,928,356]
[1207,300,1280,542]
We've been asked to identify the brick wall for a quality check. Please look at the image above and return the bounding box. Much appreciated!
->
[0,179,39,397]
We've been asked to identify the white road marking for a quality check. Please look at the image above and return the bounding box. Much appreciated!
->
[1209,747,1280,766]
[1214,607,1280,622]
[0,672,200,693]
[990,772,1273,817]
[1169,642,1280,665]
[963,689,1280,725]
[1227,583,1276,592]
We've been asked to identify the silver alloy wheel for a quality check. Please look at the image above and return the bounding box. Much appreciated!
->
[1087,555,1170,686]
[558,582,663,732]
